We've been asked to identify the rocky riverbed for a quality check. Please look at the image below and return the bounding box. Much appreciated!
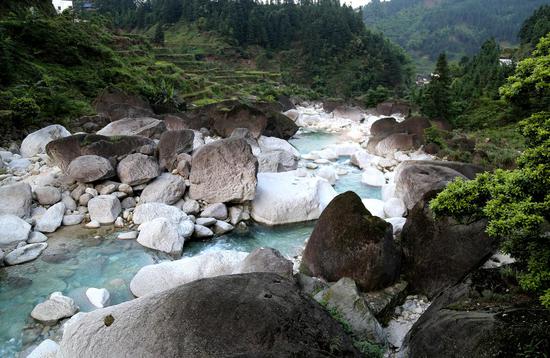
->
[1,95,512,357]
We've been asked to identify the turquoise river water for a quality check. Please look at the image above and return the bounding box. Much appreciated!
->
[0,130,381,357]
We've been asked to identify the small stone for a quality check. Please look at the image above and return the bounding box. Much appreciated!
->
[118,183,133,195]
[114,217,124,228]
[117,231,138,240]
[213,220,234,235]
[78,193,93,206]
[200,203,227,220]
[179,199,200,215]
[85,220,100,229]
[85,188,98,197]
[193,224,214,238]
[86,287,110,308]
[34,186,62,205]
[27,231,48,243]
[62,214,84,226]
[306,163,318,169]
[88,195,121,224]
[196,217,216,227]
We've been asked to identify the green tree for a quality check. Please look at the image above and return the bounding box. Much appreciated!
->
[421,53,452,119]
[430,35,550,308]
[153,23,164,46]
[519,5,550,49]
[500,35,550,113]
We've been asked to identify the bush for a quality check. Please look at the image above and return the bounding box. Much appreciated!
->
[430,111,550,307]
[9,97,40,127]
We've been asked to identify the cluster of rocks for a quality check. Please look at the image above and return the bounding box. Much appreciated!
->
[0,91,305,266]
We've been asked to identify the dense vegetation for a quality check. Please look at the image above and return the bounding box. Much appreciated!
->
[362,0,549,71]
[83,0,412,99]
[431,34,550,308]
[0,5,192,135]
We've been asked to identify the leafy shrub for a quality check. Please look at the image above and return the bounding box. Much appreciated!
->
[9,97,40,127]
[430,111,550,307]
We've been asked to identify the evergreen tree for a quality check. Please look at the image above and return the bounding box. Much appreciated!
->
[153,23,164,46]
[421,53,452,119]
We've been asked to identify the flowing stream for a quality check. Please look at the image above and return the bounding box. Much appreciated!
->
[0,128,382,357]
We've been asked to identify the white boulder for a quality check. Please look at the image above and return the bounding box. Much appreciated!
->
[21,125,70,158]
[137,218,185,255]
[86,288,110,308]
[383,197,406,218]
[30,291,78,325]
[132,203,186,225]
[0,214,31,246]
[251,171,337,225]
[361,199,386,219]
[130,250,248,297]
[35,202,65,233]
[26,339,60,358]
[361,167,386,187]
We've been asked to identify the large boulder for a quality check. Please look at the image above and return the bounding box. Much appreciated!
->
[88,195,121,225]
[314,278,386,344]
[96,117,166,139]
[301,191,401,291]
[157,129,194,170]
[394,160,484,210]
[189,137,258,203]
[402,268,550,357]
[34,186,62,205]
[0,182,33,218]
[0,215,31,247]
[132,203,187,225]
[66,155,116,183]
[257,135,300,172]
[46,134,155,171]
[35,202,65,233]
[130,250,248,297]
[21,125,71,158]
[93,89,154,121]
[367,116,430,155]
[239,247,293,278]
[140,173,186,205]
[136,217,187,256]
[251,171,337,225]
[262,110,299,139]
[376,100,411,116]
[60,273,361,357]
[400,192,496,298]
[116,153,160,185]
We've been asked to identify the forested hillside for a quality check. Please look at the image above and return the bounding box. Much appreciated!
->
[362,0,549,71]
[84,0,412,99]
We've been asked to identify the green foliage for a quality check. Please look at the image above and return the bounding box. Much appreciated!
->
[9,97,40,128]
[87,0,411,98]
[500,35,550,113]
[0,10,188,128]
[353,339,385,358]
[357,85,392,108]
[152,23,164,46]
[362,0,549,65]
[420,53,452,119]
[430,112,550,307]
[519,5,550,50]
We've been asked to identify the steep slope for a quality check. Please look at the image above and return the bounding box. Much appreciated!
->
[362,0,549,71]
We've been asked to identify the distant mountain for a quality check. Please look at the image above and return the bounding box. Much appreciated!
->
[362,0,550,70]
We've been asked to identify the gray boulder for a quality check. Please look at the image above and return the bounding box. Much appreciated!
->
[200,202,228,220]
[67,155,115,183]
[395,160,484,210]
[88,195,121,225]
[239,247,293,278]
[314,277,386,344]
[97,117,166,139]
[137,218,186,256]
[0,182,33,218]
[189,137,258,203]
[27,231,48,244]
[21,125,70,158]
[132,202,186,225]
[31,291,78,325]
[59,273,361,357]
[5,243,48,265]
[35,203,65,233]
[116,153,160,186]
[0,215,31,247]
[140,173,186,205]
[34,186,62,206]
[158,129,195,170]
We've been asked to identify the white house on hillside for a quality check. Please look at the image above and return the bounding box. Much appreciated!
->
[52,0,73,13]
